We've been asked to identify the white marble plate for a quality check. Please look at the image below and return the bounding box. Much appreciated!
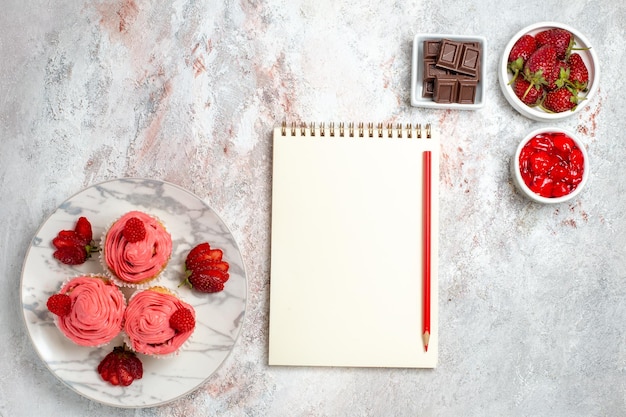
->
[20,178,247,408]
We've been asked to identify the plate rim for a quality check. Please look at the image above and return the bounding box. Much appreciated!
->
[19,177,249,408]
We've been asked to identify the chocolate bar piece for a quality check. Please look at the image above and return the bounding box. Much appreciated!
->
[422,78,435,97]
[433,75,459,104]
[436,40,482,76]
[423,40,441,59]
[436,39,463,72]
[457,44,481,77]
[433,75,478,104]
[424,58,450,79]
[419,37,482,105]
[457,77,478,104]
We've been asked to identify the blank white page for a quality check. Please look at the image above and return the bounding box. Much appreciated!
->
[269,125,438,368]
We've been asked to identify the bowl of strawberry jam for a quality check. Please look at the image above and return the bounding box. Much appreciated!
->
[512,127,588,203]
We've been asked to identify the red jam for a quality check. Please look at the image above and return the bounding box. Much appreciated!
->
[518,131,584,198]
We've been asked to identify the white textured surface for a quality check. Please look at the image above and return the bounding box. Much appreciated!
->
[1,0,625,416]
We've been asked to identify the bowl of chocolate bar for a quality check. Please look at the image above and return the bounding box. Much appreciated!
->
[411,34,486,110]
[499,22,599,121]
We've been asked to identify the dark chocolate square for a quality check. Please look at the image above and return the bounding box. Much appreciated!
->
[424,58,450,79]
[422,79,434,97]
[423,40,441,59]
[436,39,462,71]
[433,75,458,103]
[457,44,481,77]
[457,78,478,104]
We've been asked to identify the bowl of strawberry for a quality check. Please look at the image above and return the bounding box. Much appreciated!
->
[499,22,599,121]
[512,127,588,203]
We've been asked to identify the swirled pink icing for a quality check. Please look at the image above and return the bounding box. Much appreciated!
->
[56,276,126,347]
[104,211,172,284]
[124,289,195,355]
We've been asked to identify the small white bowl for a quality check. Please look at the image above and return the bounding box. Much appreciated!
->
[511,127,589,204]
[411,33,486,110]
[499,22,599,121]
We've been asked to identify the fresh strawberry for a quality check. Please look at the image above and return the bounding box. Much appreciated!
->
[523,45,558,91]
[535,28,573,60]
[53,245,88,265]
[200,259,230,273]
[507,34,537,83]
[46,293,72,316]
[53,230,87,249]
[182,242,231,293]
[543,87,579,113]
[548,60,570,91]
[52,217,97,265]
[185,243,225,272]
[122,217,146,243]
[74,216,93,243]
[169,307,195,333]
[513,78,543,106]
[186,248,225,271]
[97,345,143,386]
[186,242,211,265]
[185,271,225,293]
[567,53,589,91]
[193,263,230,283]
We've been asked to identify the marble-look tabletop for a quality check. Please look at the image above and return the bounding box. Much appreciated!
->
[1,0,625,416]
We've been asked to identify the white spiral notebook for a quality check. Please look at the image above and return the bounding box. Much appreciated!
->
[268,122,439,368]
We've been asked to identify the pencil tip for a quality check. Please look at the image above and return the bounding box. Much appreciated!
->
[424,344,428,352]
[422,331,430,352]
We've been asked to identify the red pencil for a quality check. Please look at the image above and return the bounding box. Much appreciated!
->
[422,151,431,352]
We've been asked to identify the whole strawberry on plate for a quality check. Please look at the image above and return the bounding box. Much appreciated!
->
[512,78,543,106]
[180,242,230,293]
[535,27,574,60]
[97,345,143,386]
[523,44,558,93]
[542,87,581,113]
[52,216,97,265]
[507,34,537,83]
[567,53,589,92]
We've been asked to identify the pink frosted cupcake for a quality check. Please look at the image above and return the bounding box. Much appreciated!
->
[123,287,196,357]
[46,275,126,347]
[101,211,172,287]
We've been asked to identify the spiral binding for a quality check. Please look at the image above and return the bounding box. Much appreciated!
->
[280,121,431,139]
